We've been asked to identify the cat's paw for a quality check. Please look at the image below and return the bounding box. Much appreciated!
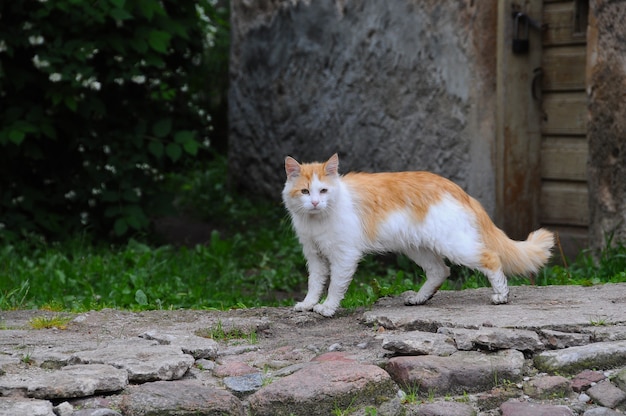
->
[313,303,337,317]
[294,301,315,312]
[403,290,433,306]
[491,293,509,304]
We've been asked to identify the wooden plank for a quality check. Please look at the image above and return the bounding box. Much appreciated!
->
[496,0,544,240]
[541,136,588,180]
[542,45,587,91]
[543,2,587,46]
[541,92,587,135]
[540,181,589,226]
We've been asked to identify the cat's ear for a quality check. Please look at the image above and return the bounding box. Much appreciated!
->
[325,153,339,176]
[285,156,301,179]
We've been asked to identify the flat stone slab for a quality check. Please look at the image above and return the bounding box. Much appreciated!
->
[381,330,457,356]
[0,398,54,416]
[365,284,626,330]
[248,360,397,416]
[70,340,195,382]
[386,349,525,394]
[27,364,128,399]
[534,340,626,374]
[500,400,575,416]
[119,379,244,416]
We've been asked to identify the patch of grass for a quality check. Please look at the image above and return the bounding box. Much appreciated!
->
[1,156,625,313]
[199,320,258,344]
[29,315,73,330]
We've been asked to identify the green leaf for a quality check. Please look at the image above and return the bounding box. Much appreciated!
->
[110,8,133,21]
[183,139,199,156]
[8,129,25,145]
[147,30,171,53]
[152,118,172,138]
[64,96,77,112]
[174,130,195,144]
[126,214,141,229]
[135,289,148,305]
[148,141,164,158]
[165,143,182,162]
[114,218,128,235]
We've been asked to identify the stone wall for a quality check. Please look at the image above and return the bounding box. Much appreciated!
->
[587,0,626,251]
[228,0,498,214]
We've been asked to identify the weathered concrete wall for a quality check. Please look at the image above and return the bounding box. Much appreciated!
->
[228,0,498,214]
[587,0,626,251]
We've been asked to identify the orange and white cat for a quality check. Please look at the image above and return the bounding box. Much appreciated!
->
[282,153,554,317]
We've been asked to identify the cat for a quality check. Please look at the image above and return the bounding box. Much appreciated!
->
[282,153,555,317]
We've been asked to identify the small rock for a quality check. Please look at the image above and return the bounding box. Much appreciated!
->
[53,401,74,416]
[612,367,626,392]
[195,358,215,371]
[382,330,457,356]
[579,393,591,403]
[213,361,259,377]
[500,400,574,415]
[71,409,123,416]
[587,381,626,409]
[328,343,343,351]
[223,373,264,397]
[312,352,355,362]
[541,329,591,349]
[571,370,606,392]
[583,407,623,416]
[414,401,476,416]
[523,375,571,399]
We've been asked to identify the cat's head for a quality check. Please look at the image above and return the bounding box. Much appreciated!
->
[282,153,340,217]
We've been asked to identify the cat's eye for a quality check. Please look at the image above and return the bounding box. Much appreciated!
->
[301,189,309,195]
[320,188,328,194]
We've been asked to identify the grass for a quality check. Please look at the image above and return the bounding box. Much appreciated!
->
[1,156,625,313]
[28,315,73,330]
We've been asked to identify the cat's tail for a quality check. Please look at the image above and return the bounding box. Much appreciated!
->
[495,228,555,275]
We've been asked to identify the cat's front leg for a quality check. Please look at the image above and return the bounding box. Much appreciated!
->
[313,256,359,317]
[294,243,329,312]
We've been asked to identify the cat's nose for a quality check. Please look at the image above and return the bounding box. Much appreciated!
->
[311,200,319,207]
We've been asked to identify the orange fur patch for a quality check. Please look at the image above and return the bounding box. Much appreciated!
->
[343,171,471,241]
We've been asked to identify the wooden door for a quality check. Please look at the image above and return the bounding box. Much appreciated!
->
[539,0,589,259]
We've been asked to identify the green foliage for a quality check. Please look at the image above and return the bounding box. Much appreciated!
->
[0,0,228,239]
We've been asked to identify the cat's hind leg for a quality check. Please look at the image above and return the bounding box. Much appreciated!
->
[403,249,450,305]
[478,250,509,304]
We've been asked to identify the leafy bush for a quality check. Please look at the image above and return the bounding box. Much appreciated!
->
[0,0,227,239]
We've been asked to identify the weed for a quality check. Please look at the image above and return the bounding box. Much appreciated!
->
[589,316,608,326]
[401,384,421,404]
[200,320,258,344]
[331,397,357,416]
[28,315,72,330]
[364,406,378,416]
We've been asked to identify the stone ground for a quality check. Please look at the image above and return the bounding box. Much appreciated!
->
[1,283,626,416]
